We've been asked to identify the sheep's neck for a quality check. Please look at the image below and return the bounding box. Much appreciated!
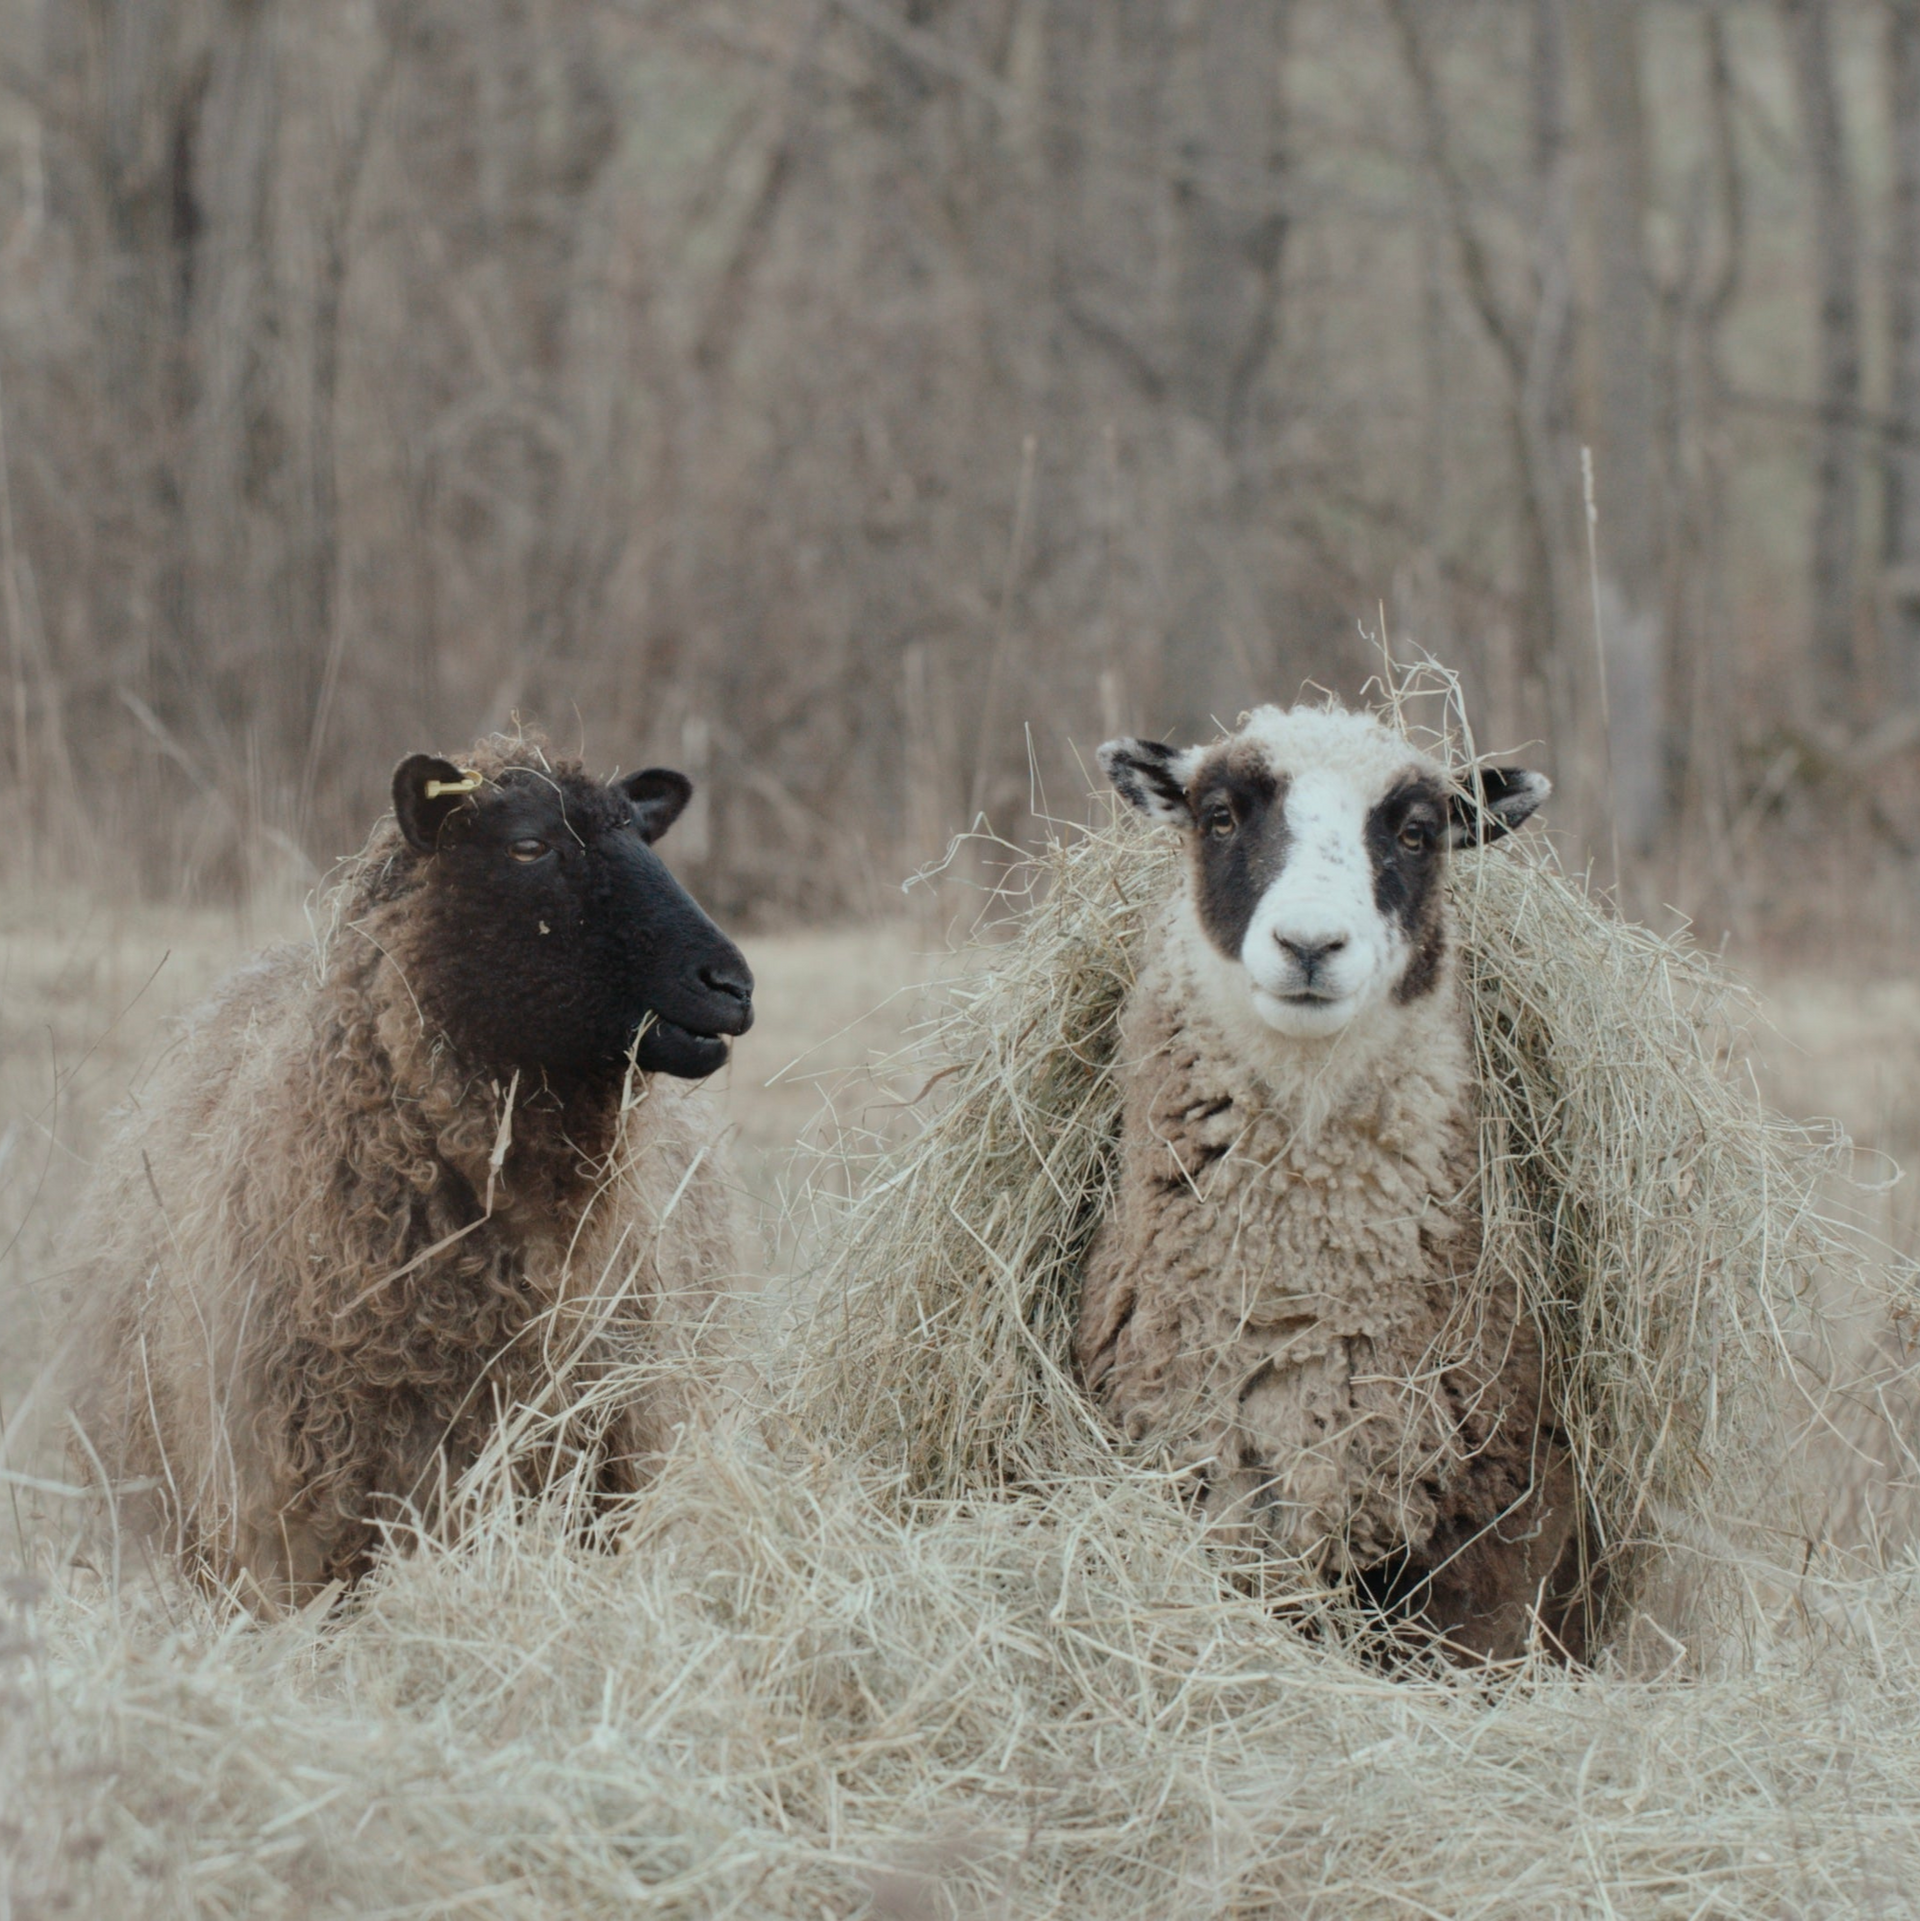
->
[339,951,625,1240]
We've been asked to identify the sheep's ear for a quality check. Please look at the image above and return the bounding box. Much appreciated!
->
[617,767,693,844]
[393,754,480,854]
[1100,737,1193,825]
[1449,767,1551,848]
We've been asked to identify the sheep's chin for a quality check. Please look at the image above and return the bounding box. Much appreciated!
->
[1248,987,1360,1039]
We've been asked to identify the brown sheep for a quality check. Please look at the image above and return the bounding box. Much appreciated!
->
[69,735,753,1613]
[1082,705,1592,1663]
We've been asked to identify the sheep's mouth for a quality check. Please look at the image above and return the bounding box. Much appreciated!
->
[1262,984,1348,1011]
[1250,985,1360,1037]
[634,1017,734,1081]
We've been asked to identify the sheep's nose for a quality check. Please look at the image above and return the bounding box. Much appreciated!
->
[697,958,753,1007]
[1277,933,1349,974]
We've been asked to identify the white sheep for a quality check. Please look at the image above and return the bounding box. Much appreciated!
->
[1080,703,1586,1660]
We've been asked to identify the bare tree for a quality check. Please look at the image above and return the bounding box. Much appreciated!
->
[1027,0,1295,741]
[1667,2,1747,853]
[1886,0,1920,708]
[1163,0,1295,738]
[1784,0,1864,718]
[1387,2,1571,729]
[0,0,1910,934]
[1572,0,1665,851]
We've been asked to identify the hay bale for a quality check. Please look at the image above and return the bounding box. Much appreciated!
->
[790,745,1858,1638]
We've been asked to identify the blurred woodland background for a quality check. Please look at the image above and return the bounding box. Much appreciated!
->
[0,0,1917,948]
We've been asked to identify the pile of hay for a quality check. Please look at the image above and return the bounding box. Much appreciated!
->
[785,809,1173,1497]
[13,1424,1920,1916]
[788,730,1862,1641]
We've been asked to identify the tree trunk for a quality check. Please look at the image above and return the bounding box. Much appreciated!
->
[1784,0,1863,718]
[40,0,211,734]
[1670,4,1746,849]
[1885,0,1920,707]
[1389,0,1569,742]
[1573,0,1666,851]
[1168,0,1292,446]
[1163,0,1294,739]
[1525,0,1578,744]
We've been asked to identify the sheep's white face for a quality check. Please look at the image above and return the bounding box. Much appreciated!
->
[1102,707,1549,1042]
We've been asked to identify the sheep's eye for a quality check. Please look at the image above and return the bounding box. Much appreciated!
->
[1398,821,1433,853]
[1202,805,1235,839]
[508,838,549,863]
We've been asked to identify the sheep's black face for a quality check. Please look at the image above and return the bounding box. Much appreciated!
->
[391,756,753,1083]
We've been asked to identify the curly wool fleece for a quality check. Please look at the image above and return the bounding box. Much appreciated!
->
[1078,717,1586,1662]
[70,740,738,1614]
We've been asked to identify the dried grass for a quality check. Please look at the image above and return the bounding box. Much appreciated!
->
[10,1421,1920,1917]
[10,688,1920,1914]
[785,804,1171,1501]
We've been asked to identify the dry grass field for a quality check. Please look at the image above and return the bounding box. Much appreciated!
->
[6,0,1919,1903]
[3,876,1919,1917]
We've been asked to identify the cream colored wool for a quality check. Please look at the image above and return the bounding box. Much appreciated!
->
[1079,888,1583,1658]
[1080,892,1481,1555]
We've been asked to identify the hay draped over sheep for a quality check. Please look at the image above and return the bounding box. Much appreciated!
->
[789,775,1851,1640]
[14,714,1920,1916]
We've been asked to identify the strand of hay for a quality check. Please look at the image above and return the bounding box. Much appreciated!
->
[787,752,1859,1636]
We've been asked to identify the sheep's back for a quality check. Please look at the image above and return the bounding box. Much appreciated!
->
[68,945,317,1554]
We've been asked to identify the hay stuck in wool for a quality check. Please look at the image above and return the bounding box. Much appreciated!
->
[789,707,1869,1645]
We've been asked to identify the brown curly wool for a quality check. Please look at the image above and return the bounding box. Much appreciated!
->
[70,738,743,1614]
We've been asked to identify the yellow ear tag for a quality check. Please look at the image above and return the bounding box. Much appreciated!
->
[423,770,482,800]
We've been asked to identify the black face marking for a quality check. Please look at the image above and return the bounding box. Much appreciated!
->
[393,759,754,1085]
[1448,766,1551,847]
[1188,749,1290,960]
[1364,773,1450,1004]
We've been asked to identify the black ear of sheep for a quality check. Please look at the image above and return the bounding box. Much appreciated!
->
[1448,767,1551,848]
[616,767,694,844]
[393,754,482,854]
[1100,737,1193,825]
